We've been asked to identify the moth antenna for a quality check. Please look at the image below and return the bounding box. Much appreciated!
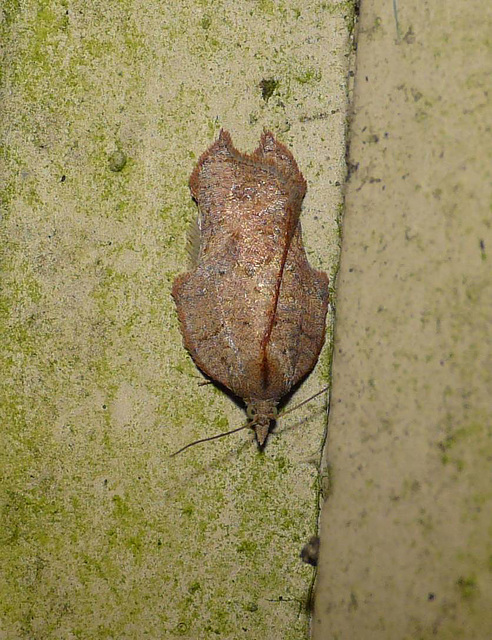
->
[185,215,201,267]
[170,423,251,457]
[277,385,329,419]
[170,386,329,457]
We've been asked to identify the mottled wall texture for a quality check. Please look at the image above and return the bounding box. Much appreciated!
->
[314,1,492,639]
[0,1,353,638]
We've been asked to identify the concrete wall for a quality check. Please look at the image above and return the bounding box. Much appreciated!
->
[314,1,492,638]
[0,1,353,638]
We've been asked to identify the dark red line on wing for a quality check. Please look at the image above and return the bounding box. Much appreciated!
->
[259,206,296,390]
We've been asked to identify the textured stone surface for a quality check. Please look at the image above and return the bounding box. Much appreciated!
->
[314,1,492,638]
[0,1,353,638]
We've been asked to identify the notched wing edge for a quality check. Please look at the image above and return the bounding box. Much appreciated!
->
[189,129,307,206]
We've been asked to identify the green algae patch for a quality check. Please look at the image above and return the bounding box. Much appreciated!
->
[296,67,322,85]
[259,77,280,102]
[456,575,478,600]
[108,149,127,173]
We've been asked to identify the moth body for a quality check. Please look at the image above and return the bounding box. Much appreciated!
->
[172,130,329,447]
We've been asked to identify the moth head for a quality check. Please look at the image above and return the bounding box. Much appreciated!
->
[170,387,328,457]
[246,400,279,447]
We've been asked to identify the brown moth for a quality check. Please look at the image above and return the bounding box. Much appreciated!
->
[172,130,329,447]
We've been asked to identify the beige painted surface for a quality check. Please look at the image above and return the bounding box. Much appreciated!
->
[314,1,492,638]
[0,1,354,638]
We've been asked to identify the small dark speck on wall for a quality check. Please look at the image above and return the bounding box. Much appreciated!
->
[259,77,279,102]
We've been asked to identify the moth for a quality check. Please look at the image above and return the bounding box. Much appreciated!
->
[172,130,329,447]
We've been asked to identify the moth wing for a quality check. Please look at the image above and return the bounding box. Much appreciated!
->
[264,227,329,395]
[289,269,329,387]
[172,271,239,390]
